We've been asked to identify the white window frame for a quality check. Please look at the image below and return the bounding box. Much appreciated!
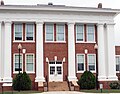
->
[13,53,23,74]
[14,23,23,42]
[56,24,65,42]
[76,54,85,73]
[25,23,35,42]
[86,25,95,43]
[115,55,120,73]
[45,24,54,42]
[76,24,84,43]
[87,54,96,73]
[25,53,35,73]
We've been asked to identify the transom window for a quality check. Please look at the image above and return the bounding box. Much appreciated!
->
[116,56,120,71]
[88,54,96,71]
[87,25,95,42]
[14,24,23,41]
[26,54,34,72]
[76,25,84,42]
[14,54,23,72]
[26,23,34,41]
[56,24,65,41]
[77,54,85,72]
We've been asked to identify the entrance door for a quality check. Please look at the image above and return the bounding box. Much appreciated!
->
[49,61,63,82]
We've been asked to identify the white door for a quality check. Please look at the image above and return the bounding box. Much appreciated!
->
[49,61,63,82]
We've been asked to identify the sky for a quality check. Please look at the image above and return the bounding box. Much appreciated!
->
[3,0,120,45]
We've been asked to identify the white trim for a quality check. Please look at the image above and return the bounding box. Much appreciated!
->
[76,24,84,42]
[45,24,54,42]
[76,54,85,73]
[87,54,96,73]
[56,24,66,42]
[25,23,35,42]
[13,41,35,43]
[13,53,23,74]
[115,55,120,73]
[86,24,95,43]
[14,23,23,41]
[25,53,35,73]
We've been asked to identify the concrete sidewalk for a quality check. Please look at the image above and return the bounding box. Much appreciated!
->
[42,91,85,94]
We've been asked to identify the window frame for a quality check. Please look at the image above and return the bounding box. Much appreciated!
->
[56,24,65,42]
[115,55,120,73]
[14,23,23,42]
[45,24,54,42]
[25,23,35,42]
[86,24,95,42]
[76,24,84,43]
[13,53,23,74]
[87,54,96,73]
[25,53,35,73]
[76,54,85,73]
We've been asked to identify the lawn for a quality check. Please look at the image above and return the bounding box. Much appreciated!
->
[0,91,42,94]
[80,89,120,93]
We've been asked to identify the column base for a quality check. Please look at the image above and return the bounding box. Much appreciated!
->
[68,76,78,81]
[35,77,45,82]
[98,76,107,81]
[3,77,12,83]
[107,76,118,81]
[98,75,118,81]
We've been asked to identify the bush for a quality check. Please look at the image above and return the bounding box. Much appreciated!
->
[13,72,32,90]
[77,71,95,89]
[109,81,120,89]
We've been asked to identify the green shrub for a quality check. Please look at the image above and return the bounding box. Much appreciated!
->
[13,72,32,90]
[77,71,95,89]
[109,81,120,89]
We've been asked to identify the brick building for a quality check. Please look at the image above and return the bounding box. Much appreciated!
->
[0,2,120,91]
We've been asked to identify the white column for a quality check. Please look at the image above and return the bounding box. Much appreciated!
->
[0,21,2,81]
[97,23,107,81]
[35,22,45,82]
[106,23,118,81]
[3,21,12,83]
[67,22,77,81]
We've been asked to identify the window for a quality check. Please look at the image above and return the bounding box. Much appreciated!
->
[14,24,23,41]
[76,25,84,42]
[77,54,85,72]
[14,54,23,72]
[87,25,95,42]
[56,24,65,41]
[116,56,120,71]
[45,24,54,41]
[26,23,34,41]
[26,54,34,72]
[88,54,96,71]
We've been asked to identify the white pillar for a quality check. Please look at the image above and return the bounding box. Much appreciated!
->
[67,22,77,81]
[0,21,2,81]
[97,23,107,81]
[3,21,12,83]
[35,22,45,82]
[106,23,118,81]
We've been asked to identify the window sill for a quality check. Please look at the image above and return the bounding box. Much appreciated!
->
[77,71,85,73]
[26,72,35,74]
[45,41,66,43]
[76,42,96,44]
[13,41,35,43]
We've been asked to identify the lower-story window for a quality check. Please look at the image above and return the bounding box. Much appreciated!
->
[14,54,23,73]
[87,54,96,72]
[116,55,120,72]
[26,54,34,73]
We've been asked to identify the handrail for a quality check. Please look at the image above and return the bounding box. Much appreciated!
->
[65,75,71,91]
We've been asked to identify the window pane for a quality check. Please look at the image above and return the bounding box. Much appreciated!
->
[76,25,84,41]
[116,56,120,71]
[15,24,22,40]
[78,63,84,71]
[56,25,64,41]
[77,55,84,71]
[15,54,22,71]
[27,63,33,71]
[88,54,95,71]
[87,25,94,42]
[26,24,34,40]
[46,24,53,41]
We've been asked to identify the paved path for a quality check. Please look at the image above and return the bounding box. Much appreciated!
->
[42,91,86,94]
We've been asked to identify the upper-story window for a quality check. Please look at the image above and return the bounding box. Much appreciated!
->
[14,24,23,41]
[88,54,96,72]
[77,54,85,72]
[25,23,34,41]
[87,25,95,42]
[56,24,65,41]
[76,25,84,42]
[116,55,120,71]
[45,24,54,41]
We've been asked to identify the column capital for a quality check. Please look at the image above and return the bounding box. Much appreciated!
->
[106,22,115,25]
[67,22,75,25]
[4,21,12,25]
[36,21,44,25]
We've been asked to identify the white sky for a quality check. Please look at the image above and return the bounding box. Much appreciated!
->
[3,0,120,45]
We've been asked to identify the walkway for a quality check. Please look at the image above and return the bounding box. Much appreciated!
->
[42,91,86,94]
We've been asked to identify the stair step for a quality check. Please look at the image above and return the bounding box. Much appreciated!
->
[48,81,69,91]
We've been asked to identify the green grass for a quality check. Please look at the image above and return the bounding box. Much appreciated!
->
[80,89,120,93]
[0,91,42,94]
